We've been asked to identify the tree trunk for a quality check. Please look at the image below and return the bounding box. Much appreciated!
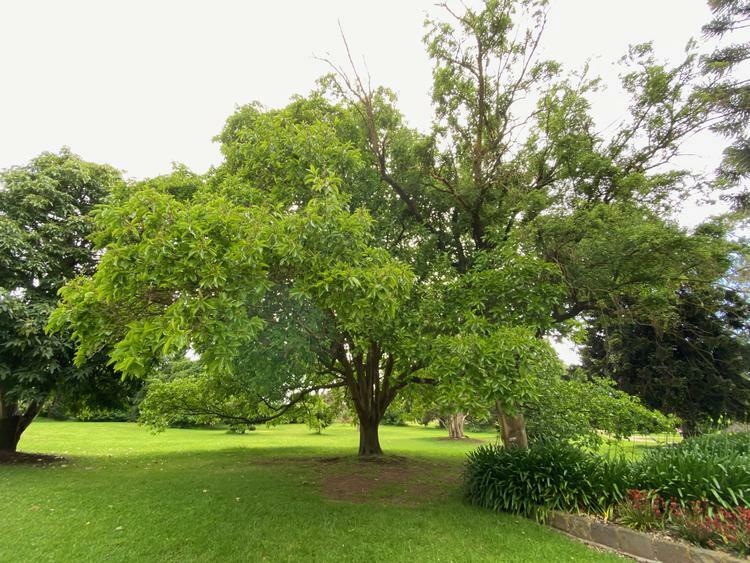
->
[0,397,42,453]
[495,401,528,449]
[341,343,399,457]
[358,415,383,456]
[0,415,22,453]
[446,412,466,439]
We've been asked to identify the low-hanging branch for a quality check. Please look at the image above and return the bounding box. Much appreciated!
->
[172,381,347,426]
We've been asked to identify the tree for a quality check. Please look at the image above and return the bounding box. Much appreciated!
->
[302,391,343,434]
[53,168,423,455]
[0,149,124,452]
[54,1,736,455]
[580,277,750,435]
[524,370,677,448]
[702,0,750,193]
[322,0,731,443]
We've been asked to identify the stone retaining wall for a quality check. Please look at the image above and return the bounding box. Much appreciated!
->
[547,512,746,563]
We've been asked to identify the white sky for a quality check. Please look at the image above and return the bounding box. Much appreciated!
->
[0,0,730,363]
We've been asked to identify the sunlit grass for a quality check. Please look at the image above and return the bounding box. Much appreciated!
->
[597,432,682,460]
[2,420,623,562]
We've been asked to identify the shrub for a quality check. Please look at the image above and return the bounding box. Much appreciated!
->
[525,373,677,449]
[664,501,750,555]
[226,424,256,434]
[633,435,750,508]
[381,410,408,426]
[304,395,338,434]
[675,432,750,457]
[613,492,750,555]
[465,430,750,542]
[463,442,631,520]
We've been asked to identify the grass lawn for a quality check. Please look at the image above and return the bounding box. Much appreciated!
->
[2,420,623,562]
[597,433,682,460]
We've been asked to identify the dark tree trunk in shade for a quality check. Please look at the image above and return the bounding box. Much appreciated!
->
[357,415,383,456]
[342,343,400,457]
[0,415,22,453]
[0,399,42,453]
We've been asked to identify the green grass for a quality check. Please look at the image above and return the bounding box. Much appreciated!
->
[597,433,682,460]
[2,420,622,562]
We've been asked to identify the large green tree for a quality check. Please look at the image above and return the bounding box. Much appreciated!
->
[580,277,750,435]
[0,149,125,452]
[53,0,736,455]
[321,0,734,441]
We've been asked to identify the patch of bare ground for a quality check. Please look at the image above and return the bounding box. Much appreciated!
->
[0,451,65,465]
[434,436,486,444]
[255,455,462,506]
[322,457,462,506]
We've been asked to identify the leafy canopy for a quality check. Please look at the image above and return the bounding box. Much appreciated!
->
[51,1,743,448]
[0,149,128,449]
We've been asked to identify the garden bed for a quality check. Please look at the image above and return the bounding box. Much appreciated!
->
[464,433,750,560]
[547,511,747,563]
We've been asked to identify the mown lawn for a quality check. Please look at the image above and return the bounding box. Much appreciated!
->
[2,420,622,562]
[597,433,682,460]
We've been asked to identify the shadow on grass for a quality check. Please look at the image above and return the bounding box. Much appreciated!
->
[9,443,469,511]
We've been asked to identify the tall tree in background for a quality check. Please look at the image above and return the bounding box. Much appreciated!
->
[703,0,750,194]
[574,1,750,436]
[0,149,125,452]
[581,273,750,435]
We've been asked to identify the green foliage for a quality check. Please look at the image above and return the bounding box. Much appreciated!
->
[465,431,750,523]
[632,433,750,508]
[0,149,128,449]
[379,398,410,426]
[302,392,341,434]
[669,501,722,548]
[463,442,631,520]
[615,492,750,555]
[525,372,677,448]
[431,326,562,415]
[616,490,665,531]
[702,0,750,189]
[0,148,123,295]
[617,492,749,555]
[712,507,750,556]
[138,358,226,429]
[582,282,750,434]
[52,165,412,391]
[51,1,744,456]
[675,431,750,456]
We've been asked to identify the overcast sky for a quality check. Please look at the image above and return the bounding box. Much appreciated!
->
[1,1,727,364]
[1,1,719,179]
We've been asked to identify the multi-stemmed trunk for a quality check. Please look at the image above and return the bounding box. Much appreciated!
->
[445,412,467,439]
[350,388,390,456]
[338,343,403,456]
[0,396,42,453]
